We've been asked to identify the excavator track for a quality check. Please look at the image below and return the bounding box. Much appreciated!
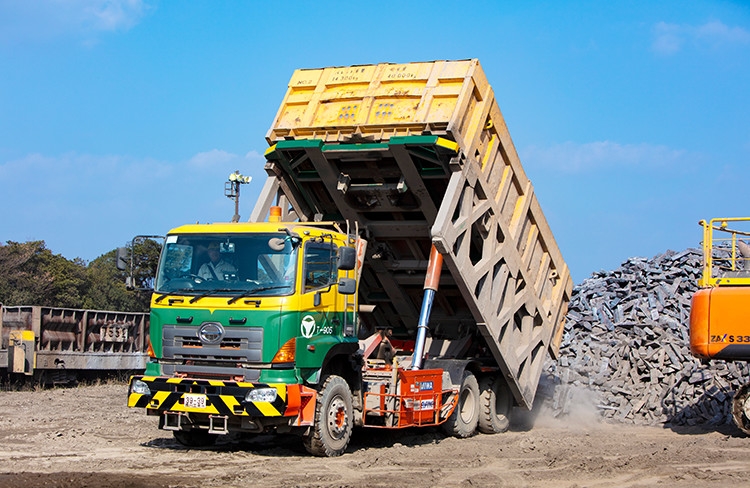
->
[732,383,750,435]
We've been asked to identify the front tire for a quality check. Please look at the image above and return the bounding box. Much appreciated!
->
[303,375,353,456]
[478,375,512,434]
[442,370,480,438]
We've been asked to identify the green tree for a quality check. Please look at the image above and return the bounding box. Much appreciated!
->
[83,250,139,311]
[0,241,87,307]
[82,238,161,312]
[0,239,161,312]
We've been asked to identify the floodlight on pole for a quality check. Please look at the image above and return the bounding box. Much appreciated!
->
[225,170,252,222]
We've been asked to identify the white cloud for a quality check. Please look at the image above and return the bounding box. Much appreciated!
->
[188,149,236,171]
[652,20,750,56]
[0,0,151,45]
[80,0,148,31]
[0,149,266,194]
[520,141,690,173]
[652,22,683,55]
[244,150,264,160]
[696,20,750,44]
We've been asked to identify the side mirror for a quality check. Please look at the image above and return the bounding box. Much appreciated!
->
[338,277,356,295]
[123,235,164,291]
[337,246,356,271]
[116,247,129,271]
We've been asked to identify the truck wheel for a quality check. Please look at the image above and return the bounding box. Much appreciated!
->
[732,383,750,435]
[442,370,479,438]
[173,429,218,447]
[303,375,353,457]
[478,375,512,434]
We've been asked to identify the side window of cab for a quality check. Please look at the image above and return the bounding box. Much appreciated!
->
[303,242,336,292]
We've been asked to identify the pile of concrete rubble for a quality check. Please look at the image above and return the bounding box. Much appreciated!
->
[544,248,749,427]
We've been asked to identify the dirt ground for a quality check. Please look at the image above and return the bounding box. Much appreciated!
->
[0,382,748,488]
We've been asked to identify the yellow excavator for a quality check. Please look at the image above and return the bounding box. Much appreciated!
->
[690,217,750,434]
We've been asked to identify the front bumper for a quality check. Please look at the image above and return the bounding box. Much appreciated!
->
[128,375,316,426]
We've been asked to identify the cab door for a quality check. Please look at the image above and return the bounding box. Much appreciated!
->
[298,240,339,340]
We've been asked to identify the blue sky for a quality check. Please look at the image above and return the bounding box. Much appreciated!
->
[1,1,749,283]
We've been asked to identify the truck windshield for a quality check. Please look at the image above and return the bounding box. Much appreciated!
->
[154,233,297,297]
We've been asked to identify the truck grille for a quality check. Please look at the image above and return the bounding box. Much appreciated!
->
[161,324,263,381]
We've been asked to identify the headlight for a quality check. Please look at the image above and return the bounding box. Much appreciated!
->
[245,388,278,403]
[131,379,151,396]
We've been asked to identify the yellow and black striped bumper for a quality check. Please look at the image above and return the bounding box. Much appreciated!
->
[128,376,297,418]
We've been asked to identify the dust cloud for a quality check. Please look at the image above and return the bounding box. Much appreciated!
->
[512,374,604,431]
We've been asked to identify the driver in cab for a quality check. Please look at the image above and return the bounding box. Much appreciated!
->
[198,242,236,280]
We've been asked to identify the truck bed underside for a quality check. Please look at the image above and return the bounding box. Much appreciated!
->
[260,135,570,408]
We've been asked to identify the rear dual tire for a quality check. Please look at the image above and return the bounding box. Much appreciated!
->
[443,371,513,438]
[442,370,480,438]
[478,375,512,434]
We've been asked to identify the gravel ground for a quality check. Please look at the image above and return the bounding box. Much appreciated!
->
[0,382,748,488]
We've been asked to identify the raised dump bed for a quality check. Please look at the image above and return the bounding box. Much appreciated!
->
[253,59,572,409]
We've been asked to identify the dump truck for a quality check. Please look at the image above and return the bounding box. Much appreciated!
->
[690,217,750,434]
[126,59,572,455]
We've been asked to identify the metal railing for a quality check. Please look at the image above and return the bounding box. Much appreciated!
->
[699,217,750,287]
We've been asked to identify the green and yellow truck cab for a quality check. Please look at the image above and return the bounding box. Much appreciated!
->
[128,213,365,454]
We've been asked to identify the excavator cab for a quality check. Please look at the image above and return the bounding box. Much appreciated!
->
[690,218,750,360]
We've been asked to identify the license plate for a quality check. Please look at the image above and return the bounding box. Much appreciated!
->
[183,393,207,409]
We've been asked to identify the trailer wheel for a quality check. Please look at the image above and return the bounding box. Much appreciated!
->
[303,375,353,457]
[732,383,750,435]
[442,370,479,438]
[173,429,218,447]
[478,375,512,434]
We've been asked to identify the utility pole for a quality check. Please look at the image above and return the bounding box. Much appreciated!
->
[225,170,251,222]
